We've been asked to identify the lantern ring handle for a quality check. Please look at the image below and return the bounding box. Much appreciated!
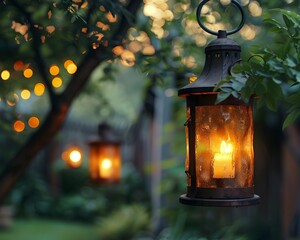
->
[196,0,245,36]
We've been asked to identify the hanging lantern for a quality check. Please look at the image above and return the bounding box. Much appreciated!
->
[89,123,121,184]
[178,0,260,207]
[62,146,83,168]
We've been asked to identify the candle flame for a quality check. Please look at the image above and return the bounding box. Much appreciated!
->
[101,158,112,169]
[220,141,233,154]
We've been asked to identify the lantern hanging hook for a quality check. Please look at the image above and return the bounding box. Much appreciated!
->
[196,0,245,36]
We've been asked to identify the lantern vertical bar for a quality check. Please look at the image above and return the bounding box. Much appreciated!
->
[188,97,197,196]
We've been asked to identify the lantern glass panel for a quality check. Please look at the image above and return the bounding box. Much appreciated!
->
[192,104,253,188]
[89,143,121,183]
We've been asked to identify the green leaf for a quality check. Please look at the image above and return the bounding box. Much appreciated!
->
[283,109,300,130]
[283,14,293,29]
[263,18,282,28]
[232,81,244,91]
[272,77,282,84]
[287,92,300,105]
[215,92,231,104]
[283,56,297,67]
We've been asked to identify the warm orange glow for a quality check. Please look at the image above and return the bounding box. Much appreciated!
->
[120,50,135,67]
[23,68,33,78]
[20,89,31,100]
[52,77,62,88]
[96,21,110,31]
[70,150,82,162]
[106,12,117,23]
[64,60,73,69]
[34,83,45,96]
[14,120,25,133]
[213,140,234,179]
[28,116,40,128]
[89,143,121,183]
[49,65,60,76]
[66,63,77,74]
[1,70,10,80]
[221,141,233,153]
[14,61,24,71]
[81,2,88,8]
[46,25,55,34]
[189,75,197,83]
[68,150,82,168]
[112,46,124,56]
[63,147,83,168]
[142,46,155,55]
[192,105,254,188]
[99,158,112,178]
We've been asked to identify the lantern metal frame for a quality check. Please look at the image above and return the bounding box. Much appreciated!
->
[178,0,260,207]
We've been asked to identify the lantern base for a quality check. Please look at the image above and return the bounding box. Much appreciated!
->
[179,194,260,207]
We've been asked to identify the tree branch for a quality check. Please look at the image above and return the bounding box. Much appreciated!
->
[0,0,143,203]
[9,0,57,108]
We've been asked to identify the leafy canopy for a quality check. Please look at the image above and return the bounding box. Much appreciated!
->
[216,9,300,129]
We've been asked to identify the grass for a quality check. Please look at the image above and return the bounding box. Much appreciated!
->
[0,218,98,240]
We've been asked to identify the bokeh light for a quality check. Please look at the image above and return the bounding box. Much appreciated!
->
[6,93,19,106]
[52,77,62,88]
[220,0,231,5]
[62,147,83,168]
[142,45,155,55]
[49,65,60,76]
[143,0,174,39]
[189,75,198,83]
[28,116,40,128]
[106,12,117,23]
[34,83,45,96]
[14,61,24,71]
[23,68,33,78]
[20,89,31,100]
[249,1,262,17]
[66,63,77,74]
[240,24,259,40]
[64,60,73,69]
[14,120,25,133]
[120,50,135,67]
[1,70,10,80]
[112,46,124,56]
[70,150,82,163]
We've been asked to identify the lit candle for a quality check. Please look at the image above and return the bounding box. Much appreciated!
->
[99,158,112,178]
[213,141,235,178]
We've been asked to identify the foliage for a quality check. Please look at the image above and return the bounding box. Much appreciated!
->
[216,9,300,129]
[6,164,149,223]
[0,219,98,240]
[97,204,149,240]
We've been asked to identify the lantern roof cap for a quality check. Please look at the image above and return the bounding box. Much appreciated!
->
[88,122,121,144]
[205,30,240,51]
[178,31,242,97]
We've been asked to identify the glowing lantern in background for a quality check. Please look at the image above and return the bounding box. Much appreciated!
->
[178,0,260,207]
[89,123,121,184]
